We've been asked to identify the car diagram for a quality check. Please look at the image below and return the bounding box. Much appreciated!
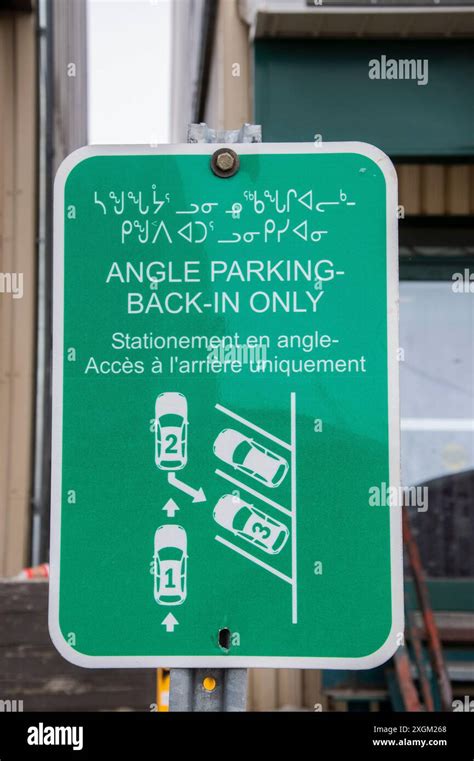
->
[213,396,297,623]
[151,391,297,624]
[213,494,289,555]
[155,392,188,471]
[213,428,289,489]
[153,524,188,606]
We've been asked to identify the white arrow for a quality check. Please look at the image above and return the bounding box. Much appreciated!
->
[168,472,206,503]
[161,613,179,633]
[162,498,180,518]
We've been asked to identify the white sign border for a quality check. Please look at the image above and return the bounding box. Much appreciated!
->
[50,141,402,669]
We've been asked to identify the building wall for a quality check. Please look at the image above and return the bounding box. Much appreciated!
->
[0,10,37,576]
[175,4,474,218]
[0,0,88,576]
[397,165,474,216]
[172,3,473,216]
[254,38,474,158]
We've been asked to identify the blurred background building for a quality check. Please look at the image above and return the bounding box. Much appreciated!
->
[0,0,87,579]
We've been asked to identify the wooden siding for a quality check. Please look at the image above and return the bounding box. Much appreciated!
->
[0,12,36,576]
[397,164,474,216]
[0,582,155,711]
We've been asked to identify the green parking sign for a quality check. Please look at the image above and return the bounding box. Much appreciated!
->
[49,143,402,668]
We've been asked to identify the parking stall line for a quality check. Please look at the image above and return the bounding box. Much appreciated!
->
[215,469,292,517]
[291,391,297,625]
[215,403,293,452]
[215,535,293,584]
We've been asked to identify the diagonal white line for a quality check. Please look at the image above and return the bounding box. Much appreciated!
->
[215,403,292,451]
[215,535,292,584]
[215,469,292,517]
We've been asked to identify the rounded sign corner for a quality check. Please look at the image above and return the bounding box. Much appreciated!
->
[348,141,398,188]
[48,616,99,669]
[352,614,405,671]
[54,145,103,197]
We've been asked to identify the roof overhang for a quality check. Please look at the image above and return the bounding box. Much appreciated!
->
[238,0,474,38]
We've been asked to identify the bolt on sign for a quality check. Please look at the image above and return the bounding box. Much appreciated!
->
[49,143,402,668]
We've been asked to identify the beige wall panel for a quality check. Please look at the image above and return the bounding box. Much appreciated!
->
[0,19,15,577]
[397,165,420,216]
[470,166,474,214]
[204,2,225,130]
[421,165,446,215]
[278,669,303,709]
[5,14,36,574]
[250,668,325,711]
[249,668,278,710]
[0,14,36,576]
[221,0,252,129]
[204,0,252,131]
[446,165,470,215]
[303,669,325,710]
[397,164,472,216]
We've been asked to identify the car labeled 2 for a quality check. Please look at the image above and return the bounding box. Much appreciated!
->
[155,392,188,471]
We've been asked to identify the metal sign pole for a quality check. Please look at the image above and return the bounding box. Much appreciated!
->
[169,669,248,712]
[167,122,262,712]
